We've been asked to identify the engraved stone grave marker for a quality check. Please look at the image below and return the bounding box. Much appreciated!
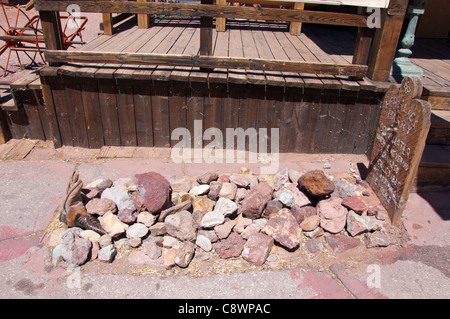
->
[366,76,431,225]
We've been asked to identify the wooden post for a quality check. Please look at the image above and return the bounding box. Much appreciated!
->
[352,7,374,66]
[39,11,64,51]
[216,0,227,32]
[137,0,152,29]
[367,0,409,82]
[289,2,305,36]
[200,0,214,72]
[0,110,11,144]
[102,13,113,35]
[366,76,431,226]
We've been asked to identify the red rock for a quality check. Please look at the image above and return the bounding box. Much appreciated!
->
[208,181,222,201]
[133,172,171,214]
[252,181,273,202]
[213,232,246,259]
[291,205,316,224]
[365,232,397,248]
[242,233,274,266]
[262,208,302,250]
[117,207,138,224]
[325,234,360,253]
[241,192,266,219]
[131,192,146,212]
[341,196,368,214]
[298,170,335,198]
[262,200,283,219]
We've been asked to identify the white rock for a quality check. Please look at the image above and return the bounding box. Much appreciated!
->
[189,184,210,196]
[126,222,149,239]
[195,235,212,252]
[201,211,225,228]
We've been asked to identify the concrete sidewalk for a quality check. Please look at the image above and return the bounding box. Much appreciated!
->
[0,153,448,299]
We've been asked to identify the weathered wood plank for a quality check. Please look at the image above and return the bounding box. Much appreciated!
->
[45,50,367,78]
[35,1,369,27]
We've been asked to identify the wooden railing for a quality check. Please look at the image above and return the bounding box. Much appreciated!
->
[34,0,409,81]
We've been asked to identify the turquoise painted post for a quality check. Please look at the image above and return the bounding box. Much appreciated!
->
[391,0,426,78]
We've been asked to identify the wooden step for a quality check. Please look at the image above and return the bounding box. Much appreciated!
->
[426,109,450,145]
[414,144,450,191]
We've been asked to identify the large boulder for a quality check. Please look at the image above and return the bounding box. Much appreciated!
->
[133,172,171,214]
[298,170,335,198]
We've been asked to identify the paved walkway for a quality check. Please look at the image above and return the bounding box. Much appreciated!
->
[0,150,448,299]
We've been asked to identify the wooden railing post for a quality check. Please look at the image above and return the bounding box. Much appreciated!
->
[367,0,409,82]
[352,7,374,66]
[200,0,214,71]
[216,0,226,32]
[137,0,152,29]
[39,11,64,51]
[289,2,305,36]
[102,13,114,35]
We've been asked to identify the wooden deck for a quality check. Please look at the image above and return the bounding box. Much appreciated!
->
[57,18,372,91]
[53,17,450,98]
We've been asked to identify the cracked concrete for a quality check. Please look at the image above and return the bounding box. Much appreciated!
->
[0,147,448,299]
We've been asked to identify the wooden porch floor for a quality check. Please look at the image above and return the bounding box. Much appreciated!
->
[65,17,450,96]
[67,17,369,91]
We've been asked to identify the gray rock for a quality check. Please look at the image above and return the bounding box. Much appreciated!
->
[60,229,92,266]
[126,222,149,239]
[274,188,295,206]
[165,210,197,241]
[143,239,162,259]
[288,169,303,184]
[101,188,135,211]
[214,197,238,217]
[97,244,116,263]
[331,178,356,199]
[175,241,195,268]
[274,167,290,188]
[346,210,382,237]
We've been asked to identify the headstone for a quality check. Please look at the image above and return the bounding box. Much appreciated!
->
[366,76,431,225]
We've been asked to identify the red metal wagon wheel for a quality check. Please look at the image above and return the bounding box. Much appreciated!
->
[0,1,44,77]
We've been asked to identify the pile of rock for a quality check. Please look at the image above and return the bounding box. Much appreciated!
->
[50,168,398,268]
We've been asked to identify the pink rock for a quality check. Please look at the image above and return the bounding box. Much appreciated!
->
[214,220,236,239]
[300,215,320,232]
[242,233,274,266]
[252,181,273,202]
[341,196,368,214]
[133,172,171,214]
[317,197,348,234]
[86,198,117,216]
[131,192,146,212]
[213,232,246,259]
[262,208,302,250]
